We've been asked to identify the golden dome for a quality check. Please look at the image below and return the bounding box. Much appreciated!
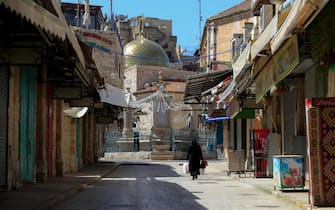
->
[123,38,170,68]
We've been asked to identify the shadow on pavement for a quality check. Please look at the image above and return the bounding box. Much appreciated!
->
[106,162,181,178]
[50,162,207,210]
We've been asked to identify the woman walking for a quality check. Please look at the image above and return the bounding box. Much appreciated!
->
[187,139,204,180]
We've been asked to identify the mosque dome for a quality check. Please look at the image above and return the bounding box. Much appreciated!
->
[123,38,171,69]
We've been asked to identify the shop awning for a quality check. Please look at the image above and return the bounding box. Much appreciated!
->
[228,96,256,119]
[270,0,300,54]
[0,0,88,84]
[233,42,251,80]
[218,80,236,103]
[251,14,278,60]
[233,108,255,119]
[98,83,127,107]
[183,69,233,104]
[270,0,329,54]
[0,0,67,40]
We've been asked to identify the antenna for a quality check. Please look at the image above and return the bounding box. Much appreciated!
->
[110,0,115,31]
[110,0,113,27]
[198,0,202,45]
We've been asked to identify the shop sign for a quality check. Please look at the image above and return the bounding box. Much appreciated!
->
[253,56,270,77]
[274,35,299,82]
[256,59,275,103]
[76,30,114,52]
[255,35,299,103]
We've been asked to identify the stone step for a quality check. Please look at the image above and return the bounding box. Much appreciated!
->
[152,144,170,151]
[150,154,175,160]
[151,151,174,155]
[152,140,170,145]
[150,150,174,160]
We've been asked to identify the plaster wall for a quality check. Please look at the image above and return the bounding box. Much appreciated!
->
[62,108,77,174]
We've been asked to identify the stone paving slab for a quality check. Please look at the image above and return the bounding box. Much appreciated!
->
[1,159,334,210]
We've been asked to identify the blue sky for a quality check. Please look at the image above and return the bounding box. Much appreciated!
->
[62,0,243,54]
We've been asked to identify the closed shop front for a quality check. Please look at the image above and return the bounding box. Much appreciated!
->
[19,66,36,182]
[0,66,9,190]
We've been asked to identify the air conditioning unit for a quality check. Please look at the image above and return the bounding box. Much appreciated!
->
[260,4,274,32]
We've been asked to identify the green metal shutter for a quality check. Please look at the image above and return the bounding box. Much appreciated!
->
[19,66,36,182]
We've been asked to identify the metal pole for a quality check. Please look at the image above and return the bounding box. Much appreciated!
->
[76,0,80,27]
[110,0,114,31]
[199,0,202,44]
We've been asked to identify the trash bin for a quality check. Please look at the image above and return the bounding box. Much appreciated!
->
[273,155,305,190]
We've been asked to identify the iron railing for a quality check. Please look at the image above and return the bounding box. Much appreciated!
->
[104,128,216,153]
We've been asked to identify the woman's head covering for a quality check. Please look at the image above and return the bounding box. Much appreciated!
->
[191,138,198,146]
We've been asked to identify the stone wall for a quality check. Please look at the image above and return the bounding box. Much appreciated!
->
[215,18,252,62]
[7,67,20,190]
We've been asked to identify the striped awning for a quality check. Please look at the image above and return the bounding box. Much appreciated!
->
[183,69,233,104]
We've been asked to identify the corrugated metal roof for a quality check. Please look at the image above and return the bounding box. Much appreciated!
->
[183,69,233,104]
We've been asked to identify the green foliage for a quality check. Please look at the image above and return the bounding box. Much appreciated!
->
[309,1,335,64]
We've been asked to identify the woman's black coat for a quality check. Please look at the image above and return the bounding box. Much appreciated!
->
[187,142,203,175]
